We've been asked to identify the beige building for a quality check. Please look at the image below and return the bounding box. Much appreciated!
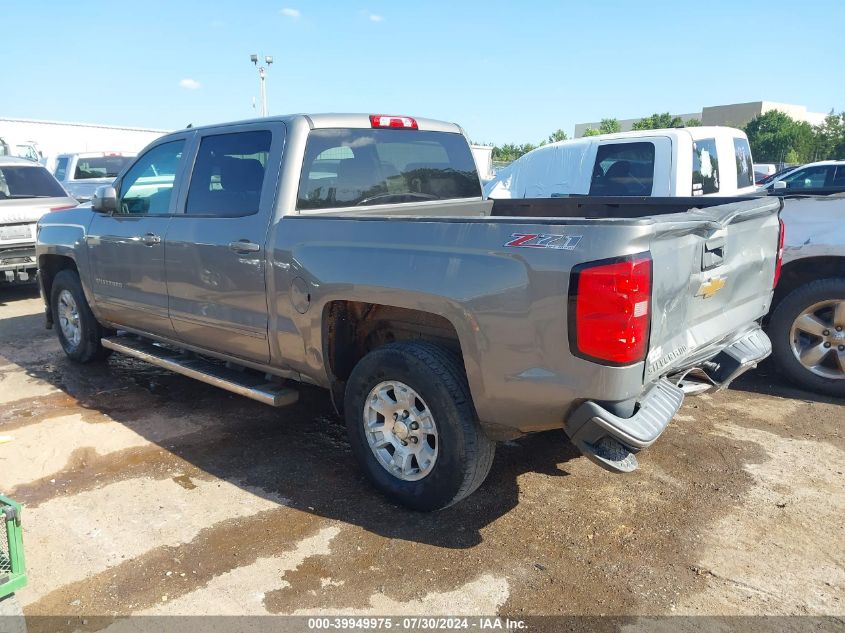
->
[574,101,828,138]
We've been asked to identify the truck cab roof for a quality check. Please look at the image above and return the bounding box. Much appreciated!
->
[172,114,463,135]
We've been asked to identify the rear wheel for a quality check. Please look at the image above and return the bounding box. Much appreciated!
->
[344,341,495,511]
[50,269,111,363]
[770,278,845,397]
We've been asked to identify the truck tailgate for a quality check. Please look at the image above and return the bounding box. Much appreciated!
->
[645,197,782,382]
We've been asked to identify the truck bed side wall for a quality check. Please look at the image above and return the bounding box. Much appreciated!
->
[270,216,656,435]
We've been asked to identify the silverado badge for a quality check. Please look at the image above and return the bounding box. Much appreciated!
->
[695,276,727,299]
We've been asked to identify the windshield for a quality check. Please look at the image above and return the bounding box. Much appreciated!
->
[73,155,134,180]
[0,165,68,199]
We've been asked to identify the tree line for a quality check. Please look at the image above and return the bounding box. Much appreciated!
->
[487,110,845,165]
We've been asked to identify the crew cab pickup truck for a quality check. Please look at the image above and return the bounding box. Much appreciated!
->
[36,114,781,510]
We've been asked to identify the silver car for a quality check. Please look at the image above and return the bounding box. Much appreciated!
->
[52,152,136,202]
[1,156,77,283]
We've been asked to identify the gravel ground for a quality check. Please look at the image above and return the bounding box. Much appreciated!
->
[0,283,843,629]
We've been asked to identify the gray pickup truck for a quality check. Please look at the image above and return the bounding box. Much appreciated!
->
[35,114,781,510]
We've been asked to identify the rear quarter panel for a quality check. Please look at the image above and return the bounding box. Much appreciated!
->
[270,215,657,434]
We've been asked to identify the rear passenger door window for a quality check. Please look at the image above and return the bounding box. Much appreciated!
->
[692,138,720,195]
[588,142,655,196]
[832,166,845,188]
[185,130,272,216]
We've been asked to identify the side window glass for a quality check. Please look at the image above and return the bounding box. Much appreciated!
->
[118,140,185,215]
[832,166,845,187]
[54,157,69,182]
[733,138,754,188]
[783,166,831,189]
[588,142,655,196]
[185,130,272,217]
[692,138,720,195]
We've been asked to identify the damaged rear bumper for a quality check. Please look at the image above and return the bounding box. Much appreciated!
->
[566,326,771,473]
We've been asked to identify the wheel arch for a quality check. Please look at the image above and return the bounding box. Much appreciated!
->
[773,256,845,312]
[321,300,471,411]
[37,254,79,326]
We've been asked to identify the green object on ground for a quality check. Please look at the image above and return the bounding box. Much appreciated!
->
[0,495,26,599]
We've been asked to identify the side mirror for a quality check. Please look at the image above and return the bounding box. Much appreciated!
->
[772,180,787,191]
[92,185,117,213]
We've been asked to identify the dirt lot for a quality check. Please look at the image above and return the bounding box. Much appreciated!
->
[1,284,843,627]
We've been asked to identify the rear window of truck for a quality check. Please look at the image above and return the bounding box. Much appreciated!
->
[297,129,481,210]
[692,138,720,195]
[73,156,134,180]
[588,142,655,196]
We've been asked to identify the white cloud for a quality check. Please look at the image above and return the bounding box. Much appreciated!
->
[280,7,300,18]
[368,13,384,22]
[179,78,201,90]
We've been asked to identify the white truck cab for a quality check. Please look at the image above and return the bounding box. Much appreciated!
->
[485,126,757,199]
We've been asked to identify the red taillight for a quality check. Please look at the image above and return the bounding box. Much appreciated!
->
[369,114,418,129]
[49,205,77,212]
[773,218,785,288]
[570,254,652,365]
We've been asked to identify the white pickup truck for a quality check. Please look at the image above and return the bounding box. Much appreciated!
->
[485,126,758,199]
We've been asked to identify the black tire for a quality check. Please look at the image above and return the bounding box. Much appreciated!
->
[344,341,495,511]
[769,277,845,398]
[50,269,112,363]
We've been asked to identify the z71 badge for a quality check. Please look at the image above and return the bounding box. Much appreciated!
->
[504,233,582,250]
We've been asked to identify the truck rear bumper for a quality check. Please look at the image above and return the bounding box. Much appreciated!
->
[566,326,771,473]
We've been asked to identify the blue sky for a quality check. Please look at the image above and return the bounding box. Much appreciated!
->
[2,0,843,144]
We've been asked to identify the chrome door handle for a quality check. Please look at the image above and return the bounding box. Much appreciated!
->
[141,233,161,246]
[228,240,260,254]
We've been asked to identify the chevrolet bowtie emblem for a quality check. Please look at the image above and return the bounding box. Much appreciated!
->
[696,276,727,299]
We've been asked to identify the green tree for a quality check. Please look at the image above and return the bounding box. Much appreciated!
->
[632,112,685,130]
[743,110,816,163]
[598,118,621,134]
[813,111,845,160]
[684,118,702,127]
[582,127,600,137]
[547,128,568,143]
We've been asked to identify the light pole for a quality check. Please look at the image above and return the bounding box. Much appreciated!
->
[250,54,273,116]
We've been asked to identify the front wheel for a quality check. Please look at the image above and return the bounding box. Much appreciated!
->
[344,341,495,511]
[769,277,845,397]
[50,269,111,363]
